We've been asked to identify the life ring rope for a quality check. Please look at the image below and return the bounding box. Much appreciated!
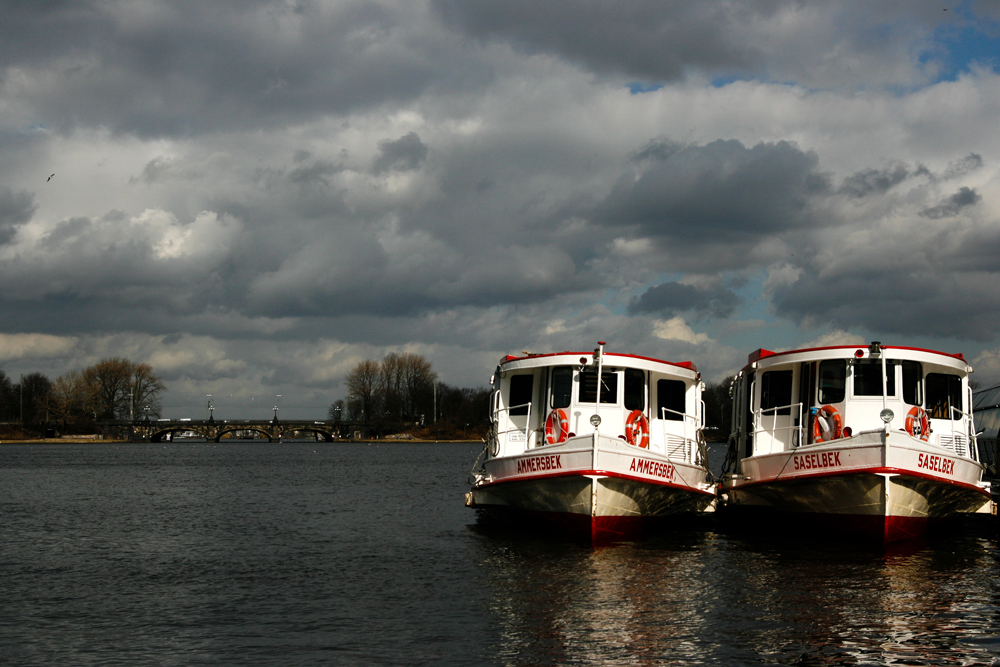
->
[625,410,649,448]
[812,405,843,443]
[544,408,570,445]
[905,406,930,441]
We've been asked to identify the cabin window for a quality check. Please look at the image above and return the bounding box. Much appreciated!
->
[902,361,922,406]
[761,370,793,415]
[624,369,645,411]
[508,375,533,416]
[550,367,573,409]
[853,360,896,397]
[579,371,618,404]
[926,373,962,420]
[657,379,686,421]
[817,360,846,404]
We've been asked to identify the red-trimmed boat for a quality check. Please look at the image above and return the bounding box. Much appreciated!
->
[466,342,716,541]
[720,342,993,543]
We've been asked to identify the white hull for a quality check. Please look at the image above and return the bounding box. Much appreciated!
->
[722,430,992,542]
[468,433,715,541]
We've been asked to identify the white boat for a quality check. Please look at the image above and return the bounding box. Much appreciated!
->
[466,342,716,541]
[720,342,993,543]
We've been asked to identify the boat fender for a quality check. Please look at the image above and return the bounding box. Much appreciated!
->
[625,410,649,448]
[544,409,570,445]
[905,406,930,441]
[812,405,843,442]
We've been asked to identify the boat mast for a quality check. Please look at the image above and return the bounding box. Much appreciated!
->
[593,341,605,435]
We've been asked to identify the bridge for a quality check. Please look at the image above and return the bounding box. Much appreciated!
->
[108,418,365,443]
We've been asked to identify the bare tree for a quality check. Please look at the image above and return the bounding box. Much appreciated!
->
[21,372,52,424]
[0,370,15,422]
[83,358,133,419]
[83,358,166,420]
[42,370,97,426]
[400,352,436,420]
[345,359,381,421]
[129,362,165,419]
[381,352,404,418]
[327,399,346,421]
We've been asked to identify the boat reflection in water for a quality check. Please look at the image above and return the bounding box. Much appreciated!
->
[470,516,1000,665]
[473,524,718,665]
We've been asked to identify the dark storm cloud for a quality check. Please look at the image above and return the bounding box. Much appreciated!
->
[431,0,967,90]
[920,187,982,219]
[371,132,428,174]
[598,139,829,241]
[837,163,910,198]
[775,266,1000,342]
[0,187,36,244]
[943,153,984,179]
[628,281,740,319]
[4,1,463,137]
[289,159,345,186]
[432,0,763,82]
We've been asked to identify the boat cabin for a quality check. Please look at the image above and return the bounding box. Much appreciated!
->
[729,342,979,462]
[489,348,703,462]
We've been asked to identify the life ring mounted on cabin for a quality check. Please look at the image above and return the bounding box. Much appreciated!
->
[625,410,649,449]
[544,409,570,445]
[905,406,931,441]
[812,405,843,443]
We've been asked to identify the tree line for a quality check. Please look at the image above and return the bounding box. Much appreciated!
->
[703,376,735,437]
[0,358,165,429]
[329,352,490,433]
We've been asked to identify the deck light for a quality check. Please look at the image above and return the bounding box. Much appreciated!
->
[869,341,882,355]
[880,408,894,423]
[590,414,601,427]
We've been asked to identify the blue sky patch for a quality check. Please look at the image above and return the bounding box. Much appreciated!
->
[628,82,664,94]
[924,12,1000,81]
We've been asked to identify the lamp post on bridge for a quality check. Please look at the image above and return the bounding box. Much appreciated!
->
[273,395,281,422]
[207,395,214,422]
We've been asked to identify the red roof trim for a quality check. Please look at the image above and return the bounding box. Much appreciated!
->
[745,344,965,366]
[499,351,697,372]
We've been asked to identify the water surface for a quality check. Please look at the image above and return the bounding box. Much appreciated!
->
[2,442,999,665]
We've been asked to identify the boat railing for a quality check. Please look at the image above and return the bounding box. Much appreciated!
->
[755,402,805,449]
[934,405,976,459]
[659,407,699,461]
[493,401,533,449]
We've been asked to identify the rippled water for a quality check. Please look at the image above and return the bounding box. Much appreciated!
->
[3,442,1000,665]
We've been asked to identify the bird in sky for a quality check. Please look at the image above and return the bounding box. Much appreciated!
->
[47,173,55,182]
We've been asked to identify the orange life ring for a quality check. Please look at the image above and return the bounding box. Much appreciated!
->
[544,409,570,445]
[812,405,843,443]
[625,410,649,448]
[905,406,930,441]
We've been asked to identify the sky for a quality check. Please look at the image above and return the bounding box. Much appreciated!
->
[3,0,1000,420]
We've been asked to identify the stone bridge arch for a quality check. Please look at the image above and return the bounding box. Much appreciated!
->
[119,419,357,443]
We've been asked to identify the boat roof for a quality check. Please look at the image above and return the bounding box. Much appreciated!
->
[498,350,698,377]
[743,344,970,373]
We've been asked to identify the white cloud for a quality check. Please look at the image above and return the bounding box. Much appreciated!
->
[0,333,77,361]
[652,317,710,345]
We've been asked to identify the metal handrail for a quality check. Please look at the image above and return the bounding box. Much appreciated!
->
[933,404,977,459]
[754,402,805,448]
[493,401,533,447]
[659,406,699,458]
